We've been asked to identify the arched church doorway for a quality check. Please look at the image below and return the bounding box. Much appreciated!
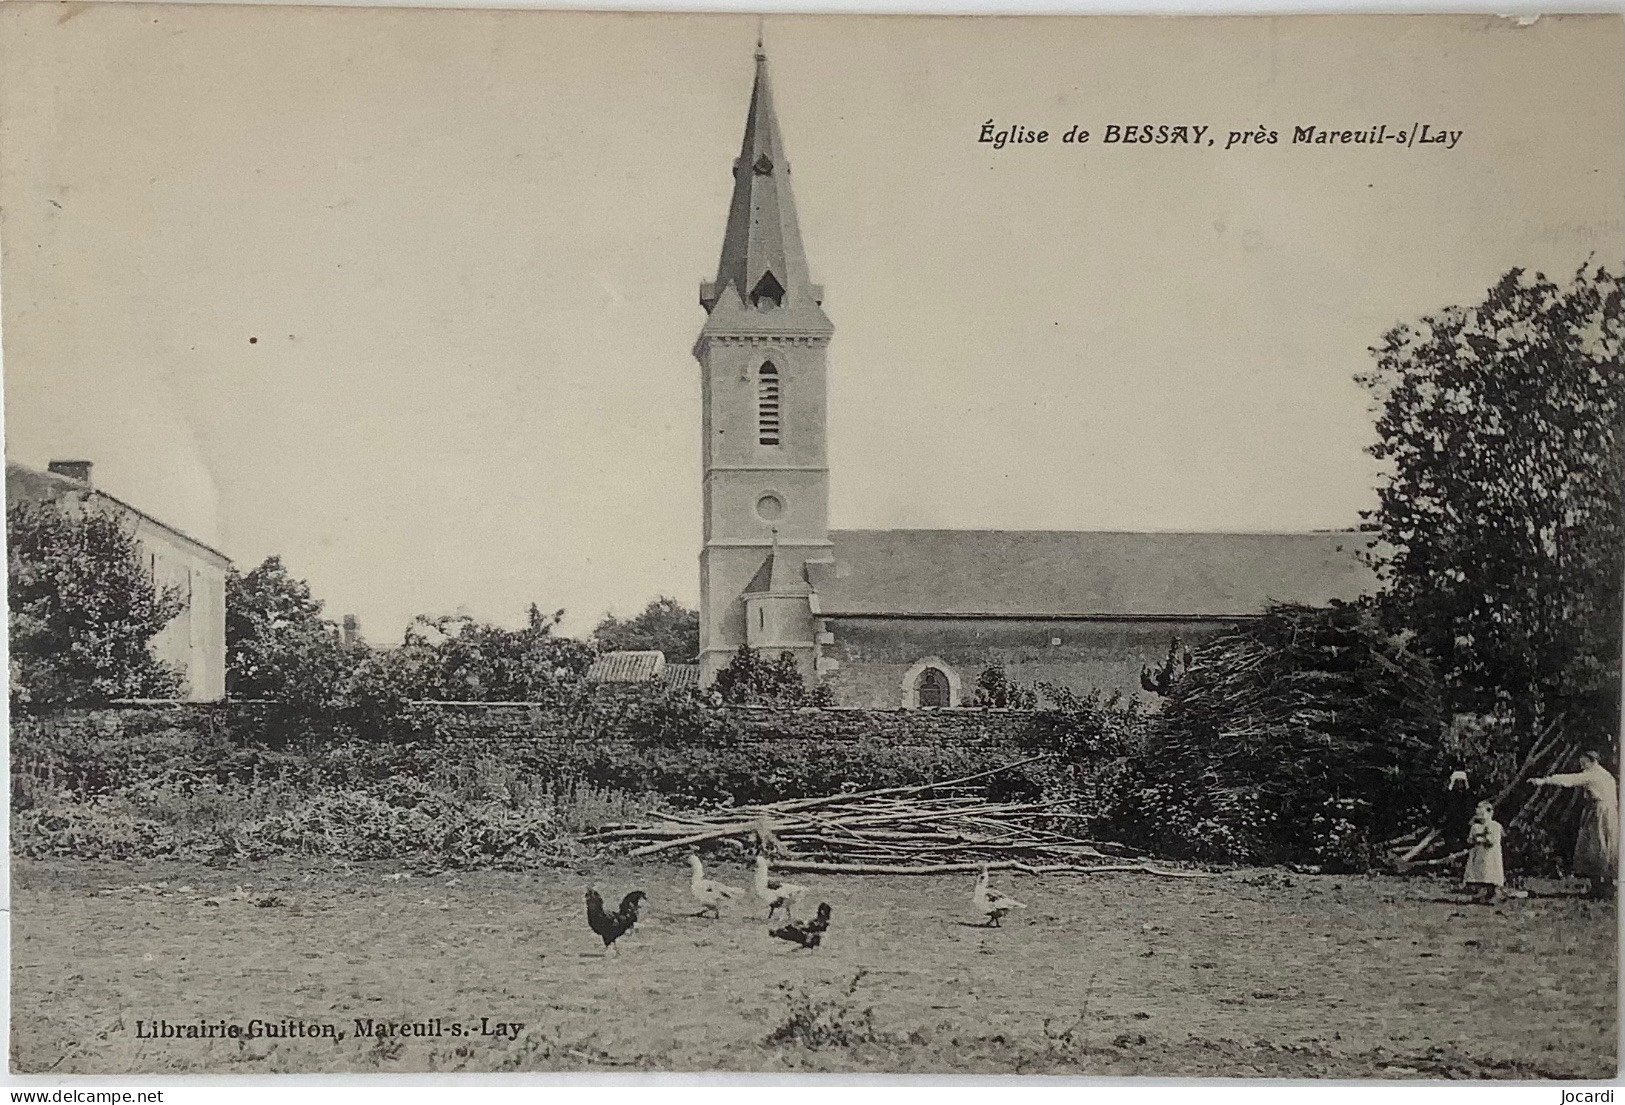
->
[901,657,960,709]
[916,667,950,708]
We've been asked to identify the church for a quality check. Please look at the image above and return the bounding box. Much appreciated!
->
[692,45,1376,708]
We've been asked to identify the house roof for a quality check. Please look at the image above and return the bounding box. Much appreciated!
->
[586,650,667,683]
[5,462,232,568]
[663,663,701,689]
[811,529,1379,618]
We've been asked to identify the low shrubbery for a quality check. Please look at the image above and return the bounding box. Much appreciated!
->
[11,709,626,869]
[10,692,1080,867]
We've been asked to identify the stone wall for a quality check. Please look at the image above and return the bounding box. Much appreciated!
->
[819,615,1237,707]
[82,695,1079,805]
[402,695,1044,757]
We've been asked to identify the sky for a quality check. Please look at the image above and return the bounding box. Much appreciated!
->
[1,5,1621,641]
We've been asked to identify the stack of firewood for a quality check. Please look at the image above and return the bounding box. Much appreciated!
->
[583,755,1207,878]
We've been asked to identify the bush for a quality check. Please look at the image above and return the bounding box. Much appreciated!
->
[767,971,886,1050]
[972,663,1036,709]
[712,645,833,706]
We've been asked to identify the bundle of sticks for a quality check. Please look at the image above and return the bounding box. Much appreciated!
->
[582,755,1209,878]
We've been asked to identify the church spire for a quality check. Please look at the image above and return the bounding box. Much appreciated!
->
[700,43,827,326]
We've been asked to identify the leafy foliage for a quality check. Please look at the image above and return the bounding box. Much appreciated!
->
[712,644,834,706]
[387,605,596,703]
[767,972,885,1050]
[1101,603,1447,867]
[7,500,184,711]
[226,556,361,706]
[971,662,1037,709]
[592,596,700,663]
[1357,264,1624,747]
[229,557,597,730]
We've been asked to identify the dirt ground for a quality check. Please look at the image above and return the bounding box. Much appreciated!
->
[9,856,1617,1078]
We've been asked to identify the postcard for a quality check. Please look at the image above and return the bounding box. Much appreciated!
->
[3,3,1620,1079]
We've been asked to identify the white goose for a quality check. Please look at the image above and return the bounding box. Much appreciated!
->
[754,855,807,921]
[688,854,744,919]
[973,864,1026,927]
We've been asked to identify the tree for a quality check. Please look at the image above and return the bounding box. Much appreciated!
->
[7,500,184,710]
[712,645,833,706]
[592,597,700,663]
[1357,264,1624,748]
[226,555,359,704]
[393,605,596,701]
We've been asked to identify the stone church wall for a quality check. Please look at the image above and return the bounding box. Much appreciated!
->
[818,615,1241,707]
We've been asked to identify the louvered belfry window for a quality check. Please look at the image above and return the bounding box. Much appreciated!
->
[758,363,781,446]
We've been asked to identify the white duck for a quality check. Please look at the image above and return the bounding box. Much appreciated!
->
[754,855,807,920]
[973,864,1026,927]
[688,854,744,919]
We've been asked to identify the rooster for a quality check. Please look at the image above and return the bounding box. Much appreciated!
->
[585,888,646,956]
[754,855,807,921]
[688,855,744,919]
[973,864,1026,927]
[770,902,832,949]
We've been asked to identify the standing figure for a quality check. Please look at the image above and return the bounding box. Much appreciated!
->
[1531,751,1619,899]
[1443,769,1476,850]
[1462,800,1505,904]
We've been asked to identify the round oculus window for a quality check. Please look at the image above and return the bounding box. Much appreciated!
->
[756,493,785,522]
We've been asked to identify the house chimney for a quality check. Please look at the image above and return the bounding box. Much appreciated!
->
[341,614,361,645]
[47,460,93,484]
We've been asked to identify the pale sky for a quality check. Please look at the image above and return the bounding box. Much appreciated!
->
[2,6,1620,641]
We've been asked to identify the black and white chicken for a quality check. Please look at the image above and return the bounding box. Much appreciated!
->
[770,901,832,950]
[586,888,647,956]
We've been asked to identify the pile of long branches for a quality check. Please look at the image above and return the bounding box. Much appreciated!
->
[1098,602,1448,866]
[583,756,1207,878]
[1155,603,1445,808]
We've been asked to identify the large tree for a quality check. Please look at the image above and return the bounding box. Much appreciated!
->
[592,596,700,663]
[7,501,184,710]
[226,555,358,704]
[1358,264,1624,745]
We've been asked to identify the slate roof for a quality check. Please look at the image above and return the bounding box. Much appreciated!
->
[586,650,667,683]
[698,48,831,338]
[809,529,1379,618]
[744,533,813,596]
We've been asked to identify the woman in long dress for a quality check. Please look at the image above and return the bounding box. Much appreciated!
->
[1531,750,1619,898]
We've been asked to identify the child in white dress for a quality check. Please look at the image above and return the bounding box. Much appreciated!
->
[1463,800,1505,904]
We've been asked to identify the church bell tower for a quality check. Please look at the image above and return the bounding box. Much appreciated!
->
[695,40,833,684]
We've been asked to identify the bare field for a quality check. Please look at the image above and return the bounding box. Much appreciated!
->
[9,857,1617,1078]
